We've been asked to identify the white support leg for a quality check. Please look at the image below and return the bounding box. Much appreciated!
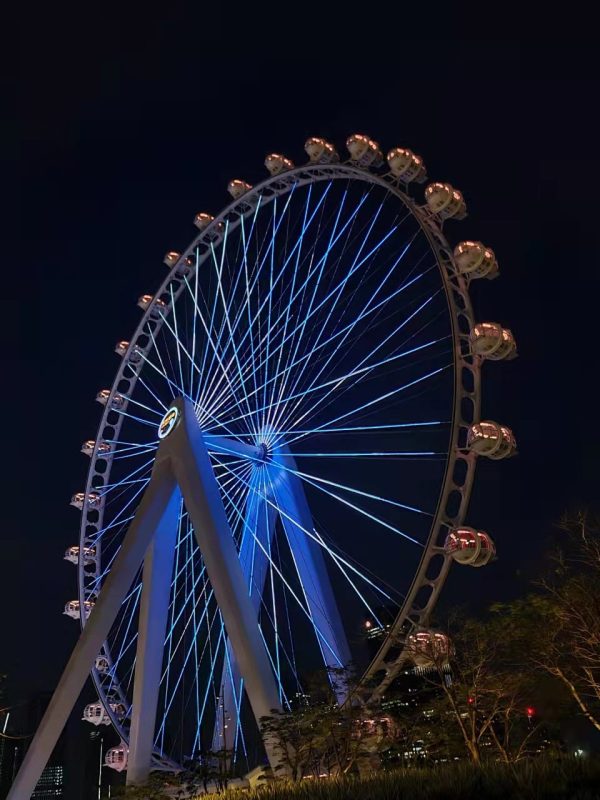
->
[10,401,289,797]
[212,482,277,753]
[271,449,351,701]
[7,460,179,800]
[126,488,182,785]
[213,443,352,751]
[164,400,283,769]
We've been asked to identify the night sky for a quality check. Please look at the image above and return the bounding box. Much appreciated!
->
[4,30,599,709]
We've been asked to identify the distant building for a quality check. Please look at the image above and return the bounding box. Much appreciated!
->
[0,691,91,800]
[31,764,64,799]
[0,712,26,800]
[362,604,397,661]
[0,738,21,799]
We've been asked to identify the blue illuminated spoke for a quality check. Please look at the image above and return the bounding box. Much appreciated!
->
[206,265,435,428]
[192,254,223,410]
[217,469,342,668]
[197,188,299,420]
[220,461,395,617]
[115,408,163,429]
[98,457,154,495]
[222,638,248,757]
[209,225,260,437]
[254,209,399,383]
[90,514,135,544]
[282,363,452,449]
[169,283,187,394]
[221,336,447,432]
[157,597,221,742]
[267,189,353,432]
[91,176,459,769]
[111,447,158,462]
[258,420,446,439]
[264,457,424,546]
[189,250,201,399]
[278,464,432,516]
[277,290,444,436]
[107,584,143,695]
[203,187,370,421]
[136,348,187,399]
[268,184,315,435]
[120,394,164,418]
[274,197,390,431]
[291,451,443,458]
[297,475,422,544]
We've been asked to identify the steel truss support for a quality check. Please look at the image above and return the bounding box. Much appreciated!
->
[212,482,277,753]
[166,401,283,776]
[7,400,283,799]
[127,488,182,784]
[7,459,179,800]
[212,447,351,753]
[272,448,351,696]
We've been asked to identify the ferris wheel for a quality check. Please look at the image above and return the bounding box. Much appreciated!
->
[8,134,517,797]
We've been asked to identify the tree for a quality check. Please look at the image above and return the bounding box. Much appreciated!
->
[260,706,319,781]
[260,667,373,780]
[165,748,237,796]
[400,616,544,765]
[492,512,600,733]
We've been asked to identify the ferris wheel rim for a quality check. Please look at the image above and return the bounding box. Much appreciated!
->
[76,160,480,765]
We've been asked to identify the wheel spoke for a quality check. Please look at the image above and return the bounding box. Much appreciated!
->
[80,172,465,772]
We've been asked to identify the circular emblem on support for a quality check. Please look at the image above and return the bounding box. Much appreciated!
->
[158,406,180,439]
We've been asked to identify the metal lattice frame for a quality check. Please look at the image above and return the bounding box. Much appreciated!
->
[77,162,481,763]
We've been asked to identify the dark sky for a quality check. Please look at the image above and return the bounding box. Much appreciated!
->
[4,28,599,706]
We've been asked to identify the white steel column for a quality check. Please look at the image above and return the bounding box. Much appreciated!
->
[7,459,179,800]
[8,400,288,799]
[126,487,182,785]
[271,449,351,700]
[212,483,277,752]
[164,399,283,768]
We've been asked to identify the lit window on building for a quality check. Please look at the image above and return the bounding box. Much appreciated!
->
[32,764,64,798]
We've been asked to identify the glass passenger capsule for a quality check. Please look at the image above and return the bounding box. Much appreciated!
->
[95,389,125,408]
[470,322,516,360]
[406,630,452,668]
[386,147,427,183]
[304,136,339,164]
[453,240,499,279]
[444,527,496,566]
[105,743,128,772]
[346,134,384,167]
[64,545,96,565]
[425,182,467,220]
[137,294,167,316]
[467,421,517,459]
[70,491,101,510]
[64,599,95,620]
[227,179,253,199]
[265,153,294,176]
[81,440,112,457]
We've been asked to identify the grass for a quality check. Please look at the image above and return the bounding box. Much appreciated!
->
[200,759,600,800]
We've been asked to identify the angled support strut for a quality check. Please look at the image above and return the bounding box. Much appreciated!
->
[7,399,283,799]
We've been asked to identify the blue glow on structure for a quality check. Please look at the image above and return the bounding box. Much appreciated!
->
[78,174,459,775]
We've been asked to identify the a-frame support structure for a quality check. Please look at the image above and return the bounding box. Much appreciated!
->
[211,446,351,753]
[8,399,349,799]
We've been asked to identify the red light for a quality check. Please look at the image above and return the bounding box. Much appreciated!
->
[467,696,475,705]
[526,706,535,718]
